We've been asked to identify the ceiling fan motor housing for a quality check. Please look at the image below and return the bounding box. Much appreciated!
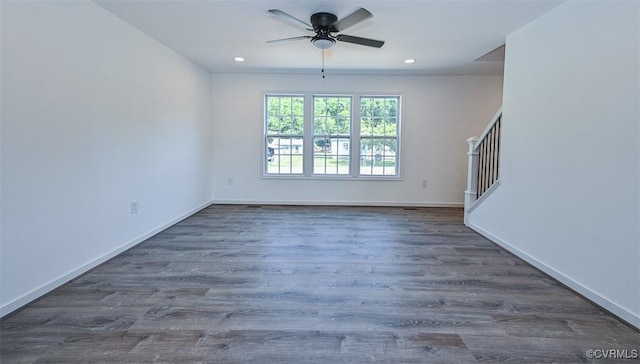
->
[310,12,338,29]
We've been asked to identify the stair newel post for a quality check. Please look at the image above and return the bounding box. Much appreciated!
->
[464,136,479,225]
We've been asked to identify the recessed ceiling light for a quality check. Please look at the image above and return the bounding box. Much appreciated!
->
[234,57,245,62]
[404,59,416,64]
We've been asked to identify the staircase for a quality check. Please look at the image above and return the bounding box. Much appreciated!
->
[464,108,502,225]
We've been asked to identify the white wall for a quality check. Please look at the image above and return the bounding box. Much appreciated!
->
[211,73,503,206]
[0,1,213,315]
[468,1,640,327]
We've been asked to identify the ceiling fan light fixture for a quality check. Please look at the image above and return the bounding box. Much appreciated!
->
[312,37,335,49]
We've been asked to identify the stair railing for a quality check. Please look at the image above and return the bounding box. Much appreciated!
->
[464,108,502,224]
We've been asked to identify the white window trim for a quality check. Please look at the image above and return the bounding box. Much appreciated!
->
[262,91,404,181]
[263,94,306,176]
[359,95,402,178]
[312,94,353,176]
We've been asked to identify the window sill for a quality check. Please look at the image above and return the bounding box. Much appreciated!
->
[261,174,403,181]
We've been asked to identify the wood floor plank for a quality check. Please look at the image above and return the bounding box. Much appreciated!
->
[1,205,637,363]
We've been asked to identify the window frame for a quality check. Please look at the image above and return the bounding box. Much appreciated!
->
[263,92,403,180]
[312,95,353,176]
[359,95,401,177]
[263,94,306,176]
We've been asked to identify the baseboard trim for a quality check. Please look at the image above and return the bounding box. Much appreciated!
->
[211,199,463,208]
[467,222,640,330]
[0,200,214,318]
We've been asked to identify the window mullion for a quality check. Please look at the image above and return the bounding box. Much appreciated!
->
[352,94,361,177]
[303,93,313,176]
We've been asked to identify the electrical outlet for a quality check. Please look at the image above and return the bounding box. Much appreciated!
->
[421,180,428,188]
[130,200,139,215]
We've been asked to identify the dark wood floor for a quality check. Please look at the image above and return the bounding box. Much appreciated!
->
[1,205,638,363]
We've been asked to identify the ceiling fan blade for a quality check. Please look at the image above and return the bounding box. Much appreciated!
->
[266,36,312,44]
[332,8,372,32]
[268,9,312,30]
[336,34,384,48]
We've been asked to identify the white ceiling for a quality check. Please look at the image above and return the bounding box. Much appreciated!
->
[94,0,563,75]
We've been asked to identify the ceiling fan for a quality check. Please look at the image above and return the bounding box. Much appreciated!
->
[267,8,385,50]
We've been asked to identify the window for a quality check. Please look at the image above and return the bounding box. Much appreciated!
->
[360,96,399,176]
[265,95,304,174]
[264,93,401,179]
[313,96,352,175]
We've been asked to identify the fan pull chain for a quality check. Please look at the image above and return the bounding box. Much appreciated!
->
[321,49,325,79]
